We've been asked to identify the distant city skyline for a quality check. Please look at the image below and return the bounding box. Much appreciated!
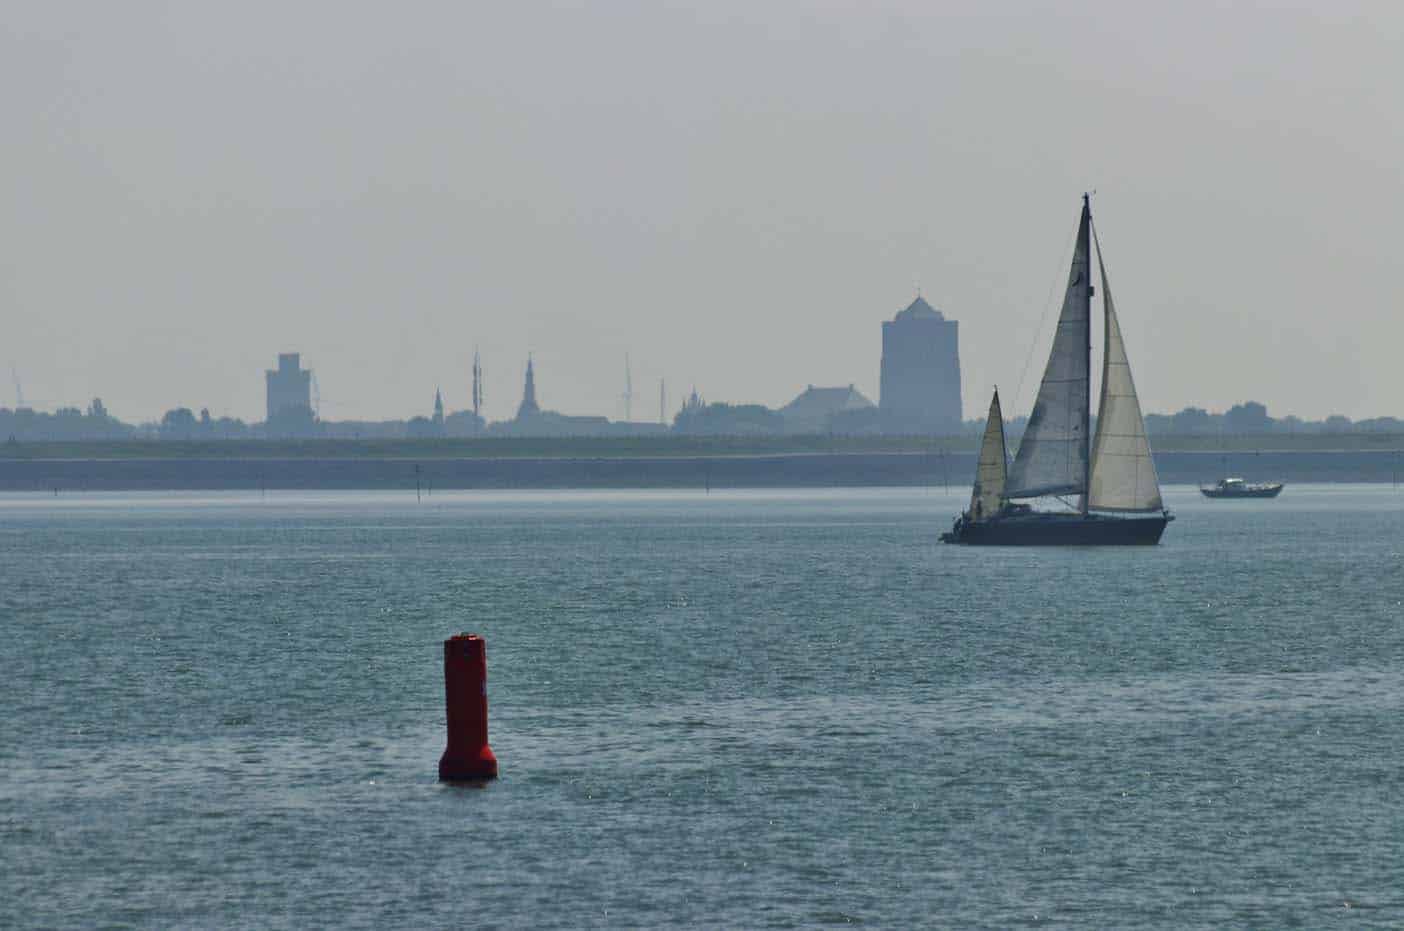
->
[3,3,1401,423]
[5,312,1402,429]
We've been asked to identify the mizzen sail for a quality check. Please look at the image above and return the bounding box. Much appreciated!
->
[970,389,1008,520]
[1006,198,1092,500]
[1088,225,1163,512]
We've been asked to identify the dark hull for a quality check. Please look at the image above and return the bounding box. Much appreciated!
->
[1201,485,1283,499]
[941,512,1171,546]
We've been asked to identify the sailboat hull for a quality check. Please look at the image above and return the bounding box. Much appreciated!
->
[941,511,1171,546]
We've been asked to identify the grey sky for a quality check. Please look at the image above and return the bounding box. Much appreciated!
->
[2,1,1400,423]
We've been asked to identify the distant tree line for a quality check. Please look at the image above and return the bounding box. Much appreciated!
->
[1142,401,1403,435]
[5,397,1402,443]
[672,397,783,435]
[0,399,256,441]
[973,401,1404,439]
[1,400,135,441]
[0,399,474,442]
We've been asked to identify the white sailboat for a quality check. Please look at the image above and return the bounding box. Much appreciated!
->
[967,388,1008,523]
[943,195,1172,545]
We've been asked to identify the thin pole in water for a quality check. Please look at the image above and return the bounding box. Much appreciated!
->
[415,464,422,503]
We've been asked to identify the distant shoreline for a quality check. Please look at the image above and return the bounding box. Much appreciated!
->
[4,431,1404,462]
[3,444,1403,491]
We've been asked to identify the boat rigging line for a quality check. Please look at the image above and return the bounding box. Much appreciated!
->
[1011,223,1078,420]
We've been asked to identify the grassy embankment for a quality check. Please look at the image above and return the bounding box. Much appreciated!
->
[3,432,1403,460]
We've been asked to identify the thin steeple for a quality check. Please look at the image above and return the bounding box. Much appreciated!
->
[516,355,540,420]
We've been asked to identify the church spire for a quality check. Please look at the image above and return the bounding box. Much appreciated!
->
[433,386,444,424]
[516,355,540,420]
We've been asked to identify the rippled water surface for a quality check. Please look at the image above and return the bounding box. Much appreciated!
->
[3,486,1404,928]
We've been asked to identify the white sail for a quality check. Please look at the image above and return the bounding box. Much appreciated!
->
[1088,226,1163,512]
[1007,198,1092,500]
[969,389,1007,520]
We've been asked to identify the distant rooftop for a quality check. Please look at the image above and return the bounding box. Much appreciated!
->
[782,384,874,417]
[893,295,944,322]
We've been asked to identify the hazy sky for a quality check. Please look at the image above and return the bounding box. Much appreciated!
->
[2,1,1400,423]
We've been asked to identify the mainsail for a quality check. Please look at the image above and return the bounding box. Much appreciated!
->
[1088,226,1163,512]
[969,389,1007,520]
[1006,197,1092,500]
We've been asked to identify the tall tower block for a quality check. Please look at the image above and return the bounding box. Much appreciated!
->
[879,296,961,434]
[265,353,312,422]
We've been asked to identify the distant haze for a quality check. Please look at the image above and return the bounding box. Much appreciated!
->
[2,2,1400,423]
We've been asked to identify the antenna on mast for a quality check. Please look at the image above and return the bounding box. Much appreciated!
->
[472,349,482,418]
[622,353,633,423]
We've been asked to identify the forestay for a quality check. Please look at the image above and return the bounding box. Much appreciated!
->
[969,389,1008,520]
[1007,200,1092,499]
[1087,226,1163,512]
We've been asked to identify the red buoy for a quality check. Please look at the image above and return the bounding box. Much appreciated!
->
[438,633,498,782]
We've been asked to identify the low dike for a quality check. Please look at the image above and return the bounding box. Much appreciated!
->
[2,445,1403,491]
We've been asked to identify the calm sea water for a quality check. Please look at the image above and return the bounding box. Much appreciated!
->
[3,486,1403,928]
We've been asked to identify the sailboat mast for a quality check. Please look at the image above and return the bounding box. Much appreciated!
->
[1006,192,1098,505]
[1079,193,1093,516]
